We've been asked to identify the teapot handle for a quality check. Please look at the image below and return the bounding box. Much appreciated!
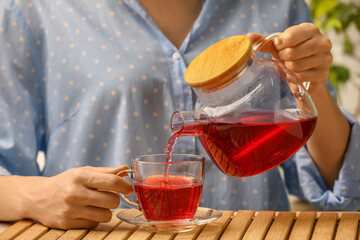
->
[251,32,310,90]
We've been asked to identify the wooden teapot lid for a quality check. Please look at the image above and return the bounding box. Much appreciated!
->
[185,35,252,91]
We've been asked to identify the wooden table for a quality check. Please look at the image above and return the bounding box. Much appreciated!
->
[0,210,359,240]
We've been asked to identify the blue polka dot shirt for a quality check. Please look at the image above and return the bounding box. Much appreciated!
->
[0,0,359,211]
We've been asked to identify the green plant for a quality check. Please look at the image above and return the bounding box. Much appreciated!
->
[309,0,360,94]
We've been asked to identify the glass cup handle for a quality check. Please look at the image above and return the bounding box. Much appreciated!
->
[252,32,310,90]
[117,169,140,210]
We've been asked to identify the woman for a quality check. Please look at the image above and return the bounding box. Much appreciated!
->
[0,0,359,229]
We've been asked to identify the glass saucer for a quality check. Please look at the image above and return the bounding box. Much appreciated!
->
[116,207,222,232]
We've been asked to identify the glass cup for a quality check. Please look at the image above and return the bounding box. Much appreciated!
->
[118,154,205,222]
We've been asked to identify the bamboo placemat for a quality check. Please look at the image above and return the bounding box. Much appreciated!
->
[0,210,359,240]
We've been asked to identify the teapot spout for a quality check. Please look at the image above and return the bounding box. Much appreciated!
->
[170,111,210,136]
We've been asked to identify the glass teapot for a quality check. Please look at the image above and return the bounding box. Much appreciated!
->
[170,34,318,178]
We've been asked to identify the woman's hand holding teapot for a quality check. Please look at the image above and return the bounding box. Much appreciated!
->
[247,22,332,94]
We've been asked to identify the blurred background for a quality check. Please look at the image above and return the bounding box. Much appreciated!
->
[308,0,360,120]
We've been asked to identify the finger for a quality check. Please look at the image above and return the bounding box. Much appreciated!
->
[77,206,113,223]
[278,37,332,61]
[83,165,129,174]
[247,32,280,59]
[275,23,319,50]
[278,37,318,61]
[55,219,99,230]
[81,189,120,209]
[284,53,332,72]
[83,171,133,194]
[246,32,263,44]
[294,68,330,84]
[67,218,99,229]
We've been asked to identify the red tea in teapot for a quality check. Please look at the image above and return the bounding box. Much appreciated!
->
[168,110,317,177]
[135,175,203,221]
[169,35,318,177]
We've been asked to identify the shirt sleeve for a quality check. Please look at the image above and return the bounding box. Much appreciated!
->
[0,2,45,176]
[282,108,360,211]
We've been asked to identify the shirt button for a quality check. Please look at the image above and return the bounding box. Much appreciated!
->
[172,51,180,60]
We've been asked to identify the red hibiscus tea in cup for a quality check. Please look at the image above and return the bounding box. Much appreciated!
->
[135,175,203,221]
[118,154,205,222]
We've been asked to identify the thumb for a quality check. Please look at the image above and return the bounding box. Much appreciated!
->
[246,32,280,60]
[246,32,264,44]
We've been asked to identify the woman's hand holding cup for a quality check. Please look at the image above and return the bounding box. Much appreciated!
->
[19,166,133,229]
